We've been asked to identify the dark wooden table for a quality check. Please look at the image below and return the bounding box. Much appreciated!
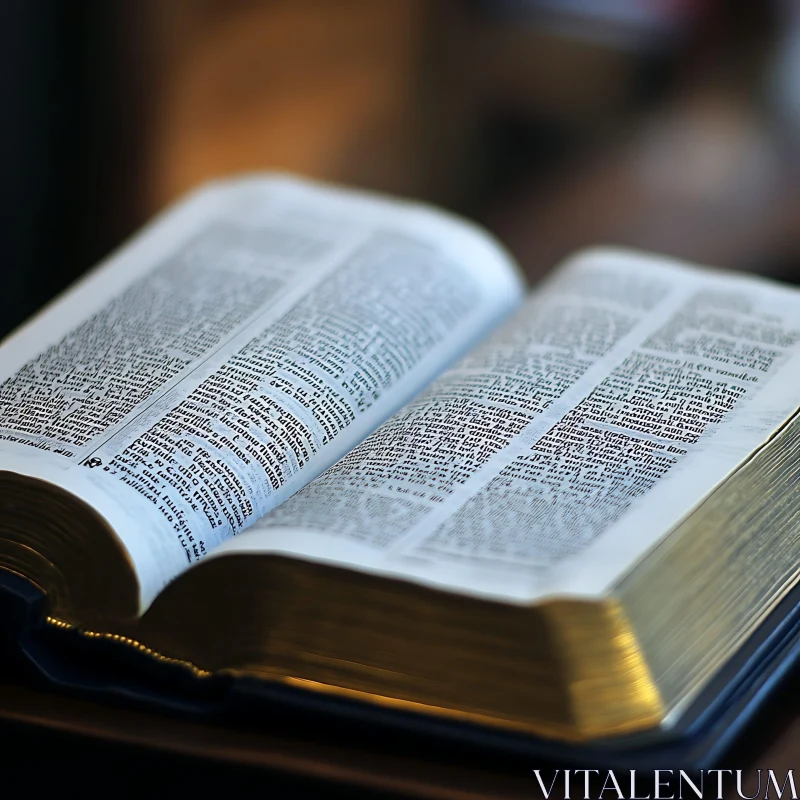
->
[2,675,799,798]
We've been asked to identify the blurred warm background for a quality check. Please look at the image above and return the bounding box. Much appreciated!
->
[3,0,800,337]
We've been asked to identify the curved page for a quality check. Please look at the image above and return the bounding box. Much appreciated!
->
[219,248,800,604]
[0,175,523,610]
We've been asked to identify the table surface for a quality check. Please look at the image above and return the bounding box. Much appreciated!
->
[2,674,799,798]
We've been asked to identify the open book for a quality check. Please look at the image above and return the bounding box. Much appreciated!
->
[2,175,800,752]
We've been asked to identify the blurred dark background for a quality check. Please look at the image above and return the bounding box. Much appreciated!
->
[3,0,800,339]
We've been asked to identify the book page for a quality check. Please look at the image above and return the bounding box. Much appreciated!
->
[219,248,800,603]
[0,175,523,610]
